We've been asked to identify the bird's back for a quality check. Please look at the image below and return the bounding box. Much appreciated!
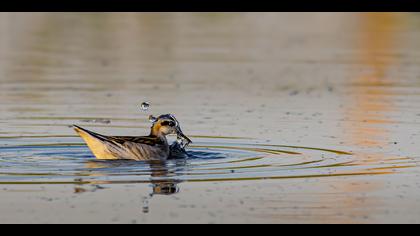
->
[74,125,169,161]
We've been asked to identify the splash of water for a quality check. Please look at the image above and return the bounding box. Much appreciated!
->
[177,136,190,149]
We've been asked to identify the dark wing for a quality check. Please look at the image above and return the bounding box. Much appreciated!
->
[106,136,164,146]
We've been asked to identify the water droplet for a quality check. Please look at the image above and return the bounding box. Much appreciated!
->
[140,102,150,111]
[149,115,158,123]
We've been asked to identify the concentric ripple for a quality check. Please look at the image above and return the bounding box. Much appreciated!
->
[0,136,415,185]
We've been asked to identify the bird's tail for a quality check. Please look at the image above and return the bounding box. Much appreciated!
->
[73,125,108,142]
[73,125,116,159]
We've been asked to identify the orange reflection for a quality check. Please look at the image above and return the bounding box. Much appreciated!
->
[346,13,404,149]
[329,13,407,223]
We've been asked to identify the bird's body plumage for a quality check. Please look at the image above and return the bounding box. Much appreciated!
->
[74,125,170,161]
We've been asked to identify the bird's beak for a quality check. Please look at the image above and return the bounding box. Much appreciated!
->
[176,126,192,145]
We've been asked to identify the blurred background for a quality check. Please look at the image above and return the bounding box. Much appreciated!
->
[1,13,420,145]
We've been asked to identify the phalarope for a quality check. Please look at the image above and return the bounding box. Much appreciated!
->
[73,114,191,161]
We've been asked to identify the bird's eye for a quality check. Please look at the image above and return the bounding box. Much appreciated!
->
[161,121,175,127]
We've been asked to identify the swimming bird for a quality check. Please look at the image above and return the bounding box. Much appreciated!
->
[73,114,191,161]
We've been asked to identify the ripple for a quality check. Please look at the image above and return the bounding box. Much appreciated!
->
[0,137,415,185]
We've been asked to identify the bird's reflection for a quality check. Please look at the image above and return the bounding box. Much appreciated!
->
[82,159,184,195]
[142,161,183,214]
[80,159,185,213]
[148,161,182,195]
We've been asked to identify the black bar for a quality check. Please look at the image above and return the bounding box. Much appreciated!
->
[0,0,419,12]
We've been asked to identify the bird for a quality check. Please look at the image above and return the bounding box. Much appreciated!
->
[73,114,191,161]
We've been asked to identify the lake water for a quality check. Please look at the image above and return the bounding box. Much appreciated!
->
[1,13,420,223]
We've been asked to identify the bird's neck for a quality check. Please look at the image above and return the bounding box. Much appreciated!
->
[150,125,168,143]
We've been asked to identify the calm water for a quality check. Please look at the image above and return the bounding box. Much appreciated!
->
[1,13,420,223]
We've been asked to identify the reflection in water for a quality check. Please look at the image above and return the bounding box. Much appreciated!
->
[149,161,181,195]
[347,13,404,149]
[84,160,181,214]
[84,160,182,192]
[144,162,181,214]
[152,182,179,195]
[337,13,407,223]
